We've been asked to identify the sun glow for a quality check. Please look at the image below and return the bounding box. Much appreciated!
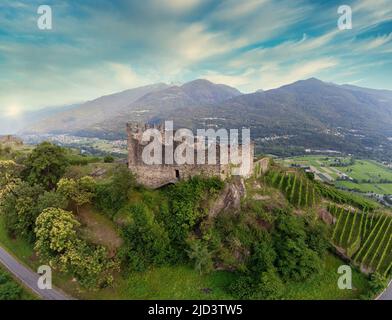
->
[5,104,22,118]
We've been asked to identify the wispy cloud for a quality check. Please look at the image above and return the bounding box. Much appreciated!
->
[0,0,391,112]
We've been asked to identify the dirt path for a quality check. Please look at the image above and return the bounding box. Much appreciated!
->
[78,206,123,255]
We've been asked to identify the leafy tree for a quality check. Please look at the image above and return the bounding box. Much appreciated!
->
[229,268,283,300]
[95,165,135,217]
[57,176,96,213]
[228,232,282,299]
[0,179,44,242]
[163,176,224,250]
[75,176,96,207]
[34,208,80,263]
[23,142,68,190]
[62,240,117,288]
[56,178,77,200]
[103,155,114,163]
[120,203,171,271]
[249,238,277,274]
[36,191,69,213]
[0,160,20,187]
[273,212,322,281]
[305,222,330,256]
[34,208,116,288]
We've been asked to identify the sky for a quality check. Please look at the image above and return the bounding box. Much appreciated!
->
[0,0,391,117]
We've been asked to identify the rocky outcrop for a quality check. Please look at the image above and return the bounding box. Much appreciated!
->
[318,208,335,225]
[208,178,246,218]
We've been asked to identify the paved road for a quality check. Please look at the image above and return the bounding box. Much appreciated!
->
[378,280,392,300]
[0,246,74,300]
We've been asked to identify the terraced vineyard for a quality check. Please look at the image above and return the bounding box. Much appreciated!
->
[317,182,378,211]
[266,170,320,208]
[329,205,392,277]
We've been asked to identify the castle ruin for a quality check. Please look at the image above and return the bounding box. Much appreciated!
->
[127,122,255,188]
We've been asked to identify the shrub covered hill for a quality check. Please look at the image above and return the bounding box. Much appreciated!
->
[0,142,391,299]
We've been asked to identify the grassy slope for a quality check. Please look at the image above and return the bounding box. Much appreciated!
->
[64,255,370,300]
[79,266,235,300]
[0,157,372,300]
[0,216,36,267]
[0,210,370,300]
[284,254,369,300]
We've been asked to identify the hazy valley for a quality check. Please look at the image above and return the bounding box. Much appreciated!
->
[17,78,392,162]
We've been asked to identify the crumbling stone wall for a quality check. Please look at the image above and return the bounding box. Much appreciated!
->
[127,122,254,188]
[0,135,23,145]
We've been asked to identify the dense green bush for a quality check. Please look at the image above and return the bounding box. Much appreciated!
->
[229,268,283,300]
[360,272,388,299]
[368,273,388,294]
[0,180,44,242]
[0,271,22,300]
[253,269,284,299]
[119,203,171,271]
[163,176,224,251]
[228,275,254,299]
[273,212,323,281]
[249,238,277,274]
[103,155,115,163]
[36,191,69,213]
[305,222,330,256]
[95,165,135,217]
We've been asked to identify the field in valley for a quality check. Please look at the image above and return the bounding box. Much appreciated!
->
[277,156,392,195]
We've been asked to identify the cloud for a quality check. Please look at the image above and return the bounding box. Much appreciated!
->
[201,58,339,93]
[202,70,254,89]
[211,0,268,21]
[153,0,205,13]
[173,23,246,63]
[0,61,153,112]
[358,33,392,51]
[255,58,339,90]
[0,0,391,112]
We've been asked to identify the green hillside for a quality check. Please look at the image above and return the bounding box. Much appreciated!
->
[1,143,391,300]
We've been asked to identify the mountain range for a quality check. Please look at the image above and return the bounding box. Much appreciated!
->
[17,78,392,160]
